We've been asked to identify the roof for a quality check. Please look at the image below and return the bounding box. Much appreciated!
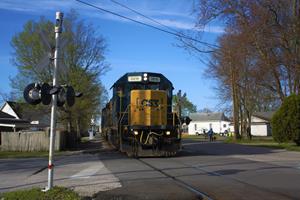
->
[111,72,173,89]
[189,112,230,122]
[1,101,50,127]
[0,118,29,124]
[0,110,15,119]
[252,111,275,121]
[1,101,26,119]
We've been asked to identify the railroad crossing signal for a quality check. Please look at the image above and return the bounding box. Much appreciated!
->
[22,12,82,192]
[23,83,81,107]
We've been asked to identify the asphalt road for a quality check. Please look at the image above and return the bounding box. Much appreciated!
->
[1,138,300,200]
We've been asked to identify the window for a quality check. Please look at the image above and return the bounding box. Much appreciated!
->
[149,84,160,90]
[223,124,227,128]
[194,124,197,131]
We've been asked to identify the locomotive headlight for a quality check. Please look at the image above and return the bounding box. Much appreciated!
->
[166,131,171,135]
[143,73,148,81]
[134,130,139,135]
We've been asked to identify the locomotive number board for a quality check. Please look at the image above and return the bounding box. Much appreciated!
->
[149,76,160,82]
[128,76,142,82]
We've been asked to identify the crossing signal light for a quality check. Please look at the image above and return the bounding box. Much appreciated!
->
[57,87,66,107]
[23,83,51,105]
[24,83,82,107]
[41,83,52,105]
[66,86,75,107]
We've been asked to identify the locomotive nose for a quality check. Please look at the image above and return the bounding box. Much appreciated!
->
[130,90,167,127]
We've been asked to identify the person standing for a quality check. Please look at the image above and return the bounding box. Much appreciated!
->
[208,128,213,142]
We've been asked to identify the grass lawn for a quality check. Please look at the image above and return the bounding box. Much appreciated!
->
[225,136,300,152]
[182,134,227,141]
[0,187,81,200]
[0,150,68,159]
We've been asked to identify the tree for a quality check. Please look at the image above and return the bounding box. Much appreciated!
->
[173,93,197,117]
[271,94,300,145]
[180,0,300,139]
[10,10,108,137]
[198,107,212,113]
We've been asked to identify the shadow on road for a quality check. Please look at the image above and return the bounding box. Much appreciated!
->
[179,139,279,157]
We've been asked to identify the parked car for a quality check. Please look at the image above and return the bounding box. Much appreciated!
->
[195,128,208,136]
[220,130,229,136]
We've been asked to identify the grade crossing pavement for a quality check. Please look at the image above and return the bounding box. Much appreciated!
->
[1,138,300,200]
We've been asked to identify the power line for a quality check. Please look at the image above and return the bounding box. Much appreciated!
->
[110,0,178,33]
[75,0,219,49]
[110,0,218,52]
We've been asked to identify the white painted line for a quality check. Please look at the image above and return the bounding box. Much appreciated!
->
[70,164,104,179]
[69,161,122,193]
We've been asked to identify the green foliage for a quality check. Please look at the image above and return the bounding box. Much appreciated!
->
[271,94,300,145]
[0,186,81,200]
[0,151,66,159]
[172,94,197,116]
[10,10,108,134]
[225,137,300,152]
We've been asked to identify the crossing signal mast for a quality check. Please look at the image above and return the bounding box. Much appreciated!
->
[23,12,82,191]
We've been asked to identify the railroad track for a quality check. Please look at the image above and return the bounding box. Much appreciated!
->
[137,158,215,200]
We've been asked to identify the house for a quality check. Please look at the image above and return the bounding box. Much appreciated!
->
[0,110,30,132]
[188,112,230,135]
[250,112,274,136]
[0,110,30,144]
[229,111,275,136]
[1,101,21,119]
[0,101,51,130]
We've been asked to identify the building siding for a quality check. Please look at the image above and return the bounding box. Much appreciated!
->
[188,120,230,135]
[251,124,268,136]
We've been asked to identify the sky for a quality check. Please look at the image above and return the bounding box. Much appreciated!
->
[0,0,223,111]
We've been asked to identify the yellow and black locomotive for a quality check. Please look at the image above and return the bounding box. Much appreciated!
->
[101,72,182,157]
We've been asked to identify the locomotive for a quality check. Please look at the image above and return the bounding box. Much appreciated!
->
[101,72,183,157]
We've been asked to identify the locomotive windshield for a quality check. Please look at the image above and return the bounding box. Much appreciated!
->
[129,83,159,90]
[128,83,171,97]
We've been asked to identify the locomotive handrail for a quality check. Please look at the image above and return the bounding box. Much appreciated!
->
[118,104,130,126]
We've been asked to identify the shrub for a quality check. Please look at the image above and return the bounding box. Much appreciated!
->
[0,187,81,200]
[271,94,300,145]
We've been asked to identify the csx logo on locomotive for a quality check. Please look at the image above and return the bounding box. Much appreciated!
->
[140,99,159,107]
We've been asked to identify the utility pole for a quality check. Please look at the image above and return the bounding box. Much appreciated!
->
[176,90,186,119]
[44,11,63,191]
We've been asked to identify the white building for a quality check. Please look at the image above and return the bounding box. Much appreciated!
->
[250,112,273,136]
[229,112,274,136]
[0,101,51,130]
[188,112,230,135]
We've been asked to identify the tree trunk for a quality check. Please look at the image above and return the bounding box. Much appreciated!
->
[231,63,241,140]
[246,110,252,140]
[76,118,81,140]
